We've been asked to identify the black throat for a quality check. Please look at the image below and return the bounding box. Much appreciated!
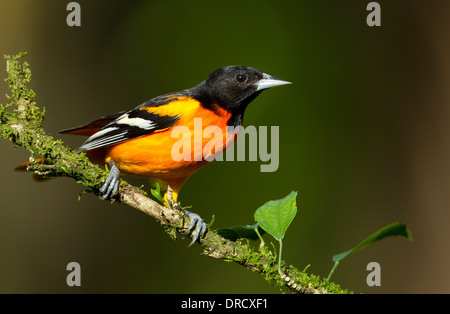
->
[225,90,262,127]
[189,82,263,128]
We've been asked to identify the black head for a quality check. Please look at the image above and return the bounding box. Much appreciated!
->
[190,66,291,126]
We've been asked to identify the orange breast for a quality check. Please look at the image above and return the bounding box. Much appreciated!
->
[105,97,234,182]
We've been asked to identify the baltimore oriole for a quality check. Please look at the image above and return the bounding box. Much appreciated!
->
[57,66,290,245]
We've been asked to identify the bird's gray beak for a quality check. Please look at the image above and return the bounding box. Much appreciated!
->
[255,73,292,91]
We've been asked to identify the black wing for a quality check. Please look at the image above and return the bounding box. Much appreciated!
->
[76,108,179,153]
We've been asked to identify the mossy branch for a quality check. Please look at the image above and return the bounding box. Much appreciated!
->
[0,53,349,294]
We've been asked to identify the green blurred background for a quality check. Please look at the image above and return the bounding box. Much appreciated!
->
[0,0,449,293]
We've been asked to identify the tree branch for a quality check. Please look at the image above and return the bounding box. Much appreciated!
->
[0,53,349,294]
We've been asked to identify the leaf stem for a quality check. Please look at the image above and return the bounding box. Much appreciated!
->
[327,261,340,282]
[278,238,283,276]
[254,226,265,245]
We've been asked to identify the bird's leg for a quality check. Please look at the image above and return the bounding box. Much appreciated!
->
[99,159,120,200]
[166,185,179,209]
[166,185,207,247]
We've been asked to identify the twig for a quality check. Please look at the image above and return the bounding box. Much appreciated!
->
[0,53,349,294]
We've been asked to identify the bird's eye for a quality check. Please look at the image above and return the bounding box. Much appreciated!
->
[235,73,247,83]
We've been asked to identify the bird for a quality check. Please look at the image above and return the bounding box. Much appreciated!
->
[58,65,291,245]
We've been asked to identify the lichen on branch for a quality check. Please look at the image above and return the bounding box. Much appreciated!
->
[0,52,348,294]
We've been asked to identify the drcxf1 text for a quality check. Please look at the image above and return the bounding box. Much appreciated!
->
[225,298,267,309]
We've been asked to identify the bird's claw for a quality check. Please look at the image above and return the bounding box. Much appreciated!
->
[184,210,208,247]
[99,160,120,200]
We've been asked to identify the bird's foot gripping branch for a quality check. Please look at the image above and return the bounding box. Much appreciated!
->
[0,53,411,294]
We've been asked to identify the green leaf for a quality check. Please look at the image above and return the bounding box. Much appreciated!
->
[216,223,266,242]
[332,222,413,263]
[150,183,166,205]
[254,191,298,241]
